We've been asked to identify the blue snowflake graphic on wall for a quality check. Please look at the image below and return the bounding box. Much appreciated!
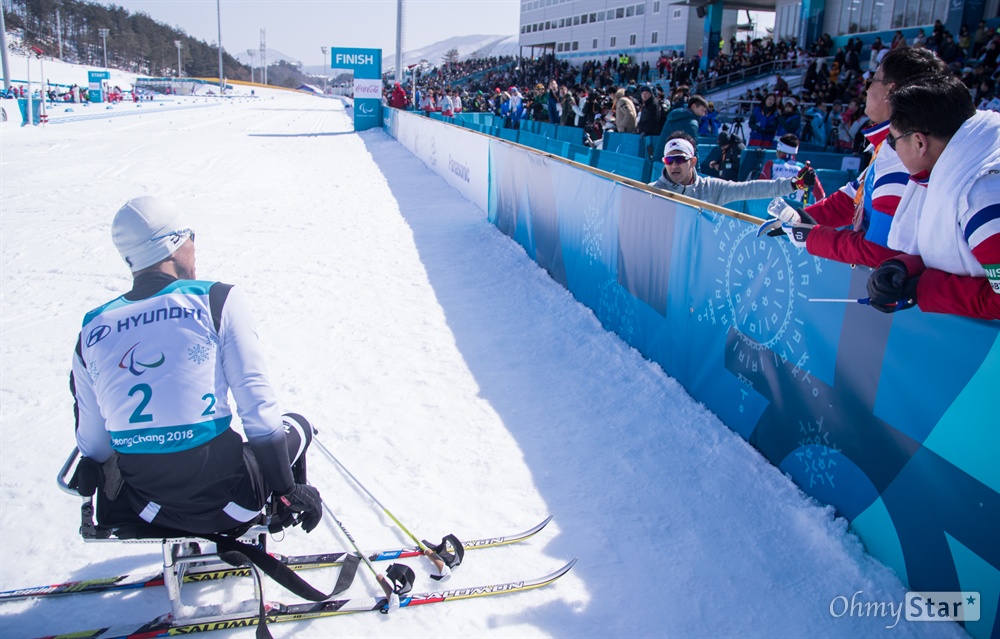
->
[188,344,210,365]
[598,278,635,343]
[581,203,604,265]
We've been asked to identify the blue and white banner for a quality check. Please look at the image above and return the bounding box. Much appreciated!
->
[391,109,490,212]
[382,109,1000,639]
[88,70,110,103]
[329,47,381,132]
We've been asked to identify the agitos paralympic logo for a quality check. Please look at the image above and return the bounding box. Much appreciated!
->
[118,342,166,376]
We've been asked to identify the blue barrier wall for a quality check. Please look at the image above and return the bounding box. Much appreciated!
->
[382,107,1000,638]
[487,141,1000,639]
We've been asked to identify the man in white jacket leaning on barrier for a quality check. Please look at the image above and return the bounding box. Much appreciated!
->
[649,133,817,207]
[865,74,1000,320]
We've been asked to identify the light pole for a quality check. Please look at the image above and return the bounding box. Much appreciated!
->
[260,29,267,86]
[216,0,224,93]
[320,46,328,93]
[174,40,183,77]
[0,6,11,91]
[98,28,109,69]
[33,46,46,124]
[247,49,256,83]
[395,0,403,86]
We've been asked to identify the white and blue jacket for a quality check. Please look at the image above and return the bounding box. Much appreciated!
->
[72,273,293,534]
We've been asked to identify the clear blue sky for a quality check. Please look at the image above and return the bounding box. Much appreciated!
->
[89,0,520,66]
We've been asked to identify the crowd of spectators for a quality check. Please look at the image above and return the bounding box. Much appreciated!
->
[385,24,1000,161]
[423,55,518,85]
[385,38,803,152]
[727,23,1000,153]
[383,35,1000,320]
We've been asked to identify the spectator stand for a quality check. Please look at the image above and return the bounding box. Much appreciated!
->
[694,58,803,96]
[454,112,498,129]
[596,151,652,182]
[413,106,863,201]
[446,60,518,88]
[517,130,548,152]
[408,50,867,202]
[566,143,598,167]
[498,127,519,143]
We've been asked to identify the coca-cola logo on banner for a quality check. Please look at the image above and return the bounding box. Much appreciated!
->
[354,83,382,97]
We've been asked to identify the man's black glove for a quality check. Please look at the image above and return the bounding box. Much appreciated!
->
[867,259,919,313]
[275,483,323,533]
[69,456,102,497]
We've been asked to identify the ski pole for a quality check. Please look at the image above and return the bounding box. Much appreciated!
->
[312,437,456,580]
[809,297,900,308]
[319,500,413,613]
[801,161,812,207]
[808,297,875,304]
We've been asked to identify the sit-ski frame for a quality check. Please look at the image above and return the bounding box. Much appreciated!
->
[57,447,269,624]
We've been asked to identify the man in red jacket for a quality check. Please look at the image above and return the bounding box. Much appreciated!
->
[389,82,408,110]
[758,47,948,267]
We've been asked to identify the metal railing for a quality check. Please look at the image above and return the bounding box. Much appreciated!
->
[444,60,518,87]
[694,59,801,95]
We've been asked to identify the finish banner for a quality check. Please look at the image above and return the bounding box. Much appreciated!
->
[329,47,382,132]
[488,139,1000,639]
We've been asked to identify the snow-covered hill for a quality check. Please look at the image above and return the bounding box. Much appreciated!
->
[2,31,517,87]
[232,48,301,69]
[392,34,519,69]
[298,34,519,77]
[3,49,139,90]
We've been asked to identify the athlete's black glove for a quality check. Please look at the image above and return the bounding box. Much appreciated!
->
[275,483,323,533]
[867,259,920,313]
[69,456,102,497]
[793,163,817,189]
[784,223,813,248]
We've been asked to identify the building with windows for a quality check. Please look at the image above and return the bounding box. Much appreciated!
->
[518,0,1000,69]
[519,0,738,65]
[778,0,998,54]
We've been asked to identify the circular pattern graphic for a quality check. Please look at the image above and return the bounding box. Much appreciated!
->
[724,227,795,351]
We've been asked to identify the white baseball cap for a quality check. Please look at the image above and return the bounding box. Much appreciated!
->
[663,138,696,160]
[111,196,192,272]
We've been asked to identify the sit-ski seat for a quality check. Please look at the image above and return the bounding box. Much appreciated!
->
[56,447,359,631]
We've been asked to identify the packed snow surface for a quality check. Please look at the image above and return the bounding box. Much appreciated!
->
[0,55,965,638]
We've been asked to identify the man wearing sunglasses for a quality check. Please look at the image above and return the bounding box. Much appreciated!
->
[69,196,324,536]
[759,47,949,266]
[649,132,816,206]
[866,74,1000,320]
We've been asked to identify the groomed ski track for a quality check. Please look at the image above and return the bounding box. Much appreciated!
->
[0,85,964,638]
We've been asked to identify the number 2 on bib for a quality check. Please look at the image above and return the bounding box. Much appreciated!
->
[128,383,154,423]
